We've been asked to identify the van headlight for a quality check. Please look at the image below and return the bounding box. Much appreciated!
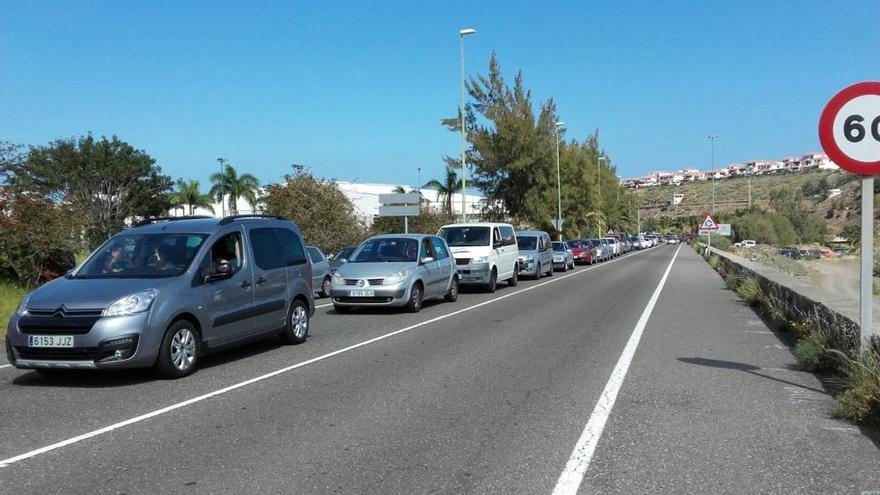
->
[331,271,344,285]
[102,289,159,317]
[471,256,489,264]
[385,270,407,285]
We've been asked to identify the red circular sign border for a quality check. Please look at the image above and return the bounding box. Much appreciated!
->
[818,81,880,176]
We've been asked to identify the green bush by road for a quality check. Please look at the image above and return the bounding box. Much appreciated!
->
[0,280,28,341]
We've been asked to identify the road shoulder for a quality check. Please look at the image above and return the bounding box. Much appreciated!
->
[587,246,880,494]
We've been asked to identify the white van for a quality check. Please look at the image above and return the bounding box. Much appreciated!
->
[437,223,519,292]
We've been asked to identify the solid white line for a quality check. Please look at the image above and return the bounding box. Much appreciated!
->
[0,364,10,369]
[552,244,682,495]
[315,302,333,309]
[0,246,661,468]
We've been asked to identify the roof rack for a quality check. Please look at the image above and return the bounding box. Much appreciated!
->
[134,216,213,227]
[218,214,289,226]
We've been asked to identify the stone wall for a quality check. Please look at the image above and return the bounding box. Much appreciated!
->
[708,248,876,354]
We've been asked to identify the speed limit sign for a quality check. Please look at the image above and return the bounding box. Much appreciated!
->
[819,81,880,175]
[818,81,879,358]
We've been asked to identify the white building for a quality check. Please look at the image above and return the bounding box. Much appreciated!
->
[171,181,486,227]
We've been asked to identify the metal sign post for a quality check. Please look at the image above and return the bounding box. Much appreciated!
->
[378,193,421,234]
[861,177,874,352]
[819,81,880,357]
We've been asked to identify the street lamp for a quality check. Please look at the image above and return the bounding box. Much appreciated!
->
[216,157,226,217]
[555,121,565,240]
[708,134,718,213]
[459,27,476,223]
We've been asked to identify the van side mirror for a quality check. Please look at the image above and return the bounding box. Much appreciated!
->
[420,256,434,264]
[204,262,232,283]
[493,241,502,249]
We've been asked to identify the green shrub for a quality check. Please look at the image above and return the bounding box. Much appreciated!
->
[724,272,740,290]
[707,255,721,270]
[693,242,706,256]
[710,235,733,252]
[737,277,764,306]
[794,330,832,372]
[835,353,880,424]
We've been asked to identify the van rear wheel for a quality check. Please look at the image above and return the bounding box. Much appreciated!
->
[486,268,497,293]
[508,267,518,287]
[280,299,309,345]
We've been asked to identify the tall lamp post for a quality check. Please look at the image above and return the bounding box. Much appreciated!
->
[554,121,565,240]
[216,157,227,217]
[708,134,718,213]
[459,27,476,223]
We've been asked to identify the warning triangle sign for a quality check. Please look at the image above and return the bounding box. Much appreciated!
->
[699,213,720,232]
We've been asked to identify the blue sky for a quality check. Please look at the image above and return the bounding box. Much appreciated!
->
[1,1,877,189]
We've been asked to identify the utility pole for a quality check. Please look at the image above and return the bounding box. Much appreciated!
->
[708,134,718,213]
[216,157,226,218]
[555,122,565,241]
[748,179,752,208]
[459,28,476,223]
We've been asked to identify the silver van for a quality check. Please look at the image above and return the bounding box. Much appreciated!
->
[328,234,458,312]
[516,231,554,279]
[5,215,314,378]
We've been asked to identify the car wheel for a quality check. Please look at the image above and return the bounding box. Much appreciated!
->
[547,263,554,277]
[280,299,309,345]
[507,267,519,287]
[155,320,200,379]
[407,282,424,312]
[487,268,497,293]
[320,276,331,298]
[535,263,542,280]
[444,276,459,302]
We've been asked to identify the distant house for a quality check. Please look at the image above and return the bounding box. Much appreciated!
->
[726,163,745,176]
[781,156,801,172]
[800,152,838,170]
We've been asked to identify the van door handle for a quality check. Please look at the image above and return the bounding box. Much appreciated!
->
[241,279,252,289]
[256,276,267,285]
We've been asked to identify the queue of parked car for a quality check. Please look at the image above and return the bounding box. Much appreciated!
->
[5,215,670,379]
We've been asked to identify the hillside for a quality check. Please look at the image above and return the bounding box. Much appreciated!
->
[631,170,861,235]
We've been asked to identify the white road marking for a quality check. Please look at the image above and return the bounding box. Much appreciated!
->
[0,246,664,468]
[552,244,682,495]
[0,364,10,369]
[315,302,333,309]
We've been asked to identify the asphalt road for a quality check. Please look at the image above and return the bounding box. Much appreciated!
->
[1,243,876,494]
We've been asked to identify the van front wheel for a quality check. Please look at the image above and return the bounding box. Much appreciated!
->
[280,299,309,345]
[155,320,201,379]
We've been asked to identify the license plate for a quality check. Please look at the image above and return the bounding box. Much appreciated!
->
[28,335,74,348]
[349,290,375,297]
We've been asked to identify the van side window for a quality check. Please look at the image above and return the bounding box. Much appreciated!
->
[200,232,244,276]
[249,228,285,270]
[499,225,516,246]
[276,228,307,265]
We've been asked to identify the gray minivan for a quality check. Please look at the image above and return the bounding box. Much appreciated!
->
[5,215,315,378]
[516,231,554,279]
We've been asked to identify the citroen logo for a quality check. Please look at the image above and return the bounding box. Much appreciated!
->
[52,305,68,317]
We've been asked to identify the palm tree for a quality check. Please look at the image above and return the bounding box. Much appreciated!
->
[209,164,261,215]
[170,179,214,215]
[422,166,462,215]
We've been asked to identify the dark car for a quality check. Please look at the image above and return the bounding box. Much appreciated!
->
[328,245,357,273]
[780,247,801,259]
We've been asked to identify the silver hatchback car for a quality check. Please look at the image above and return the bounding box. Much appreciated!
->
[329,234,458,312]
[5,215,315,378]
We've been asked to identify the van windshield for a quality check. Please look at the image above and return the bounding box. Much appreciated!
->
[74,233,208,279]
[438,227,490,247]
[517,236,537,250]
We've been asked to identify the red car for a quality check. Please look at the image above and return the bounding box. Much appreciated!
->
[566,240,594,265]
